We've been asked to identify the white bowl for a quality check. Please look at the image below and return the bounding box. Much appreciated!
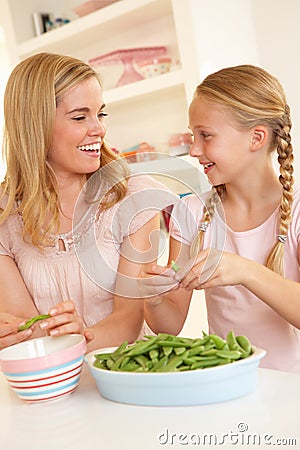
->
[0,334,86,403]
[85,346,266,406]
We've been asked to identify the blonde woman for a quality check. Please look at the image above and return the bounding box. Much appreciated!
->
[140,65,300,373]
[0,53,169,351]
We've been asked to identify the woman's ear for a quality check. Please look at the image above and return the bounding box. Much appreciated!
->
[250,126,268,151]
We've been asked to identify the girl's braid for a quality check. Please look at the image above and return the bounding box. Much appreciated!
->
[190,184,225,256]
[266,105,294,275]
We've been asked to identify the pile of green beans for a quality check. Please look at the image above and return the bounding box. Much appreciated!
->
[93,330,253,372]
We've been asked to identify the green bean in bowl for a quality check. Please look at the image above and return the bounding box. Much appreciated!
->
[93,330,253,373]
[85,330,266,406]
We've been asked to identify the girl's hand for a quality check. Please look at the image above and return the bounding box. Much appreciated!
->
[174,249,248,291]
[0,313,33,350]
[38,300,90,339]
[138,264,179,303]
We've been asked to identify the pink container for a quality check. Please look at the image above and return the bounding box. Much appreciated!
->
[0,334,86,403]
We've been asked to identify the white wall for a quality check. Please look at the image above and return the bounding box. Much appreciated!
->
[250,0,300,182]
[0,26,10,181]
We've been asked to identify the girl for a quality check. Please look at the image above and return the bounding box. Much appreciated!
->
[140,64,300,373]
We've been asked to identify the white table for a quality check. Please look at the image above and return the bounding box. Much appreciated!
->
[0,364,299,450]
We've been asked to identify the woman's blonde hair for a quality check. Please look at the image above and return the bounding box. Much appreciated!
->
[191,64,293,275]
[0,52,129,248]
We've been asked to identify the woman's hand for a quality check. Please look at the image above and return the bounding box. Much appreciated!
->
[138,264,178,303]
[0,312,33,350]
[38,300,94,343]
[175,248,249,290]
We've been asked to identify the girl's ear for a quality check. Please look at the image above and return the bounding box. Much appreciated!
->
[250,126,268,151]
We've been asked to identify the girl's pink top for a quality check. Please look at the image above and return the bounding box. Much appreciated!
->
[170,186,300,373]
[0,175,172,337]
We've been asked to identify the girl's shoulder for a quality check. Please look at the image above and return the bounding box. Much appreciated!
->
[173,190,210,217]
[293,185,300,201]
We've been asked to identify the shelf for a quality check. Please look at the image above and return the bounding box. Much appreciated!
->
[129,153,209,194]
[104,69,184,104]
[16,0,172,58]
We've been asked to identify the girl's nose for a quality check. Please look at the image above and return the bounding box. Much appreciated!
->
[189,141,203,158]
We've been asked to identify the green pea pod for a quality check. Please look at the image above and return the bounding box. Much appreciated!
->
[216,350,242,360]
[134,355,150,370]
[18,314,51,331]
[171,260,180,273]
[191,357,225,370]
[226,330,240,351]
[208,334,227,350]
[150,355,169,372]
[126,336,158,356]
[163,346,173,357]
[93,360,107,369]
[236,335,252,357]
[111,354,130,371]
[174,347,187,356]
[188,345,205,357]
[149,349,159,359]
[110,340,128,361]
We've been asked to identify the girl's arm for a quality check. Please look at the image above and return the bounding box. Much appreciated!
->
[86,214,161,352]
[143,237,194,335]
[177,246,300,330]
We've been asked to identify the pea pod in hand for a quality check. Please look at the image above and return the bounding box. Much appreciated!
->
[18,314,51,331]
[171,260,180,273]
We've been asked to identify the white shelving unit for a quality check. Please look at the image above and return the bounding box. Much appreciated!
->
[1,0,259,189]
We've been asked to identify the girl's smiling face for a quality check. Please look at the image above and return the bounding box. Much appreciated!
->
[48,76,107,179]
[188,96,254,186]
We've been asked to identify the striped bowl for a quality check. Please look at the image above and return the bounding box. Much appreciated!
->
[0,334,86,403]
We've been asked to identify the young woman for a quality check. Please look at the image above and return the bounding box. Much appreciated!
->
[140,64,300,373]
[0,52,170,351]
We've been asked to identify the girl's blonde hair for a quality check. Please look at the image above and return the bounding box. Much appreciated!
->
[0,52,129,248]
[191,64,293,275]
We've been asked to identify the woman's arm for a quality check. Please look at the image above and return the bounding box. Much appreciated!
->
[0,312,34,349]
[0,255,39,319]
[142,237,193,335]
[0,255,87,339]
[86,214,161,352]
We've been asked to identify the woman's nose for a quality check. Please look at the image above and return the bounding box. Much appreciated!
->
[89,120,106,137]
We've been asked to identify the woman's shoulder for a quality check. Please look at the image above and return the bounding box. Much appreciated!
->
[127,174,171,193]
[0,190,9,210]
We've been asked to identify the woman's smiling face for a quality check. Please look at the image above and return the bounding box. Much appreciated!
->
[48,76,107,178]
[188,96,253,186]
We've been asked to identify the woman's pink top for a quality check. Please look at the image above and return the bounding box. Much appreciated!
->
[170,186,300,373]
[0,175,172,336]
